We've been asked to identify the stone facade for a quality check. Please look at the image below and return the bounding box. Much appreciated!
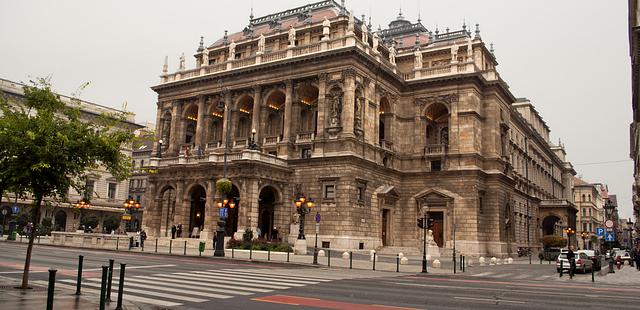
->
[143,1,576,256]
[629,0,640,243]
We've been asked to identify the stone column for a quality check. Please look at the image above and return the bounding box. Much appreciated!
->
[251,85,262,143]
[168,100,182,155]
[221,92,232,148]
[142,181,157,236]
[202,179,216,239]
[282,80,293,142]
[195,95,206,149]
[173,181,186,235]
[247,179,260,233]
[342,69,356,137]
[152,102,163,156]
[316,73,327,139]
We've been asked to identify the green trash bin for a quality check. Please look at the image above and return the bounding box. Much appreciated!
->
[199,241,205,253]
[9,231,17,241]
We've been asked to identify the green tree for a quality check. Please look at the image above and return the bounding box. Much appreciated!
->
[102,214,121,232]
[0,78,133,289]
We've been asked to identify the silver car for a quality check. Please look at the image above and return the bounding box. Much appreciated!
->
[556,252,593,273]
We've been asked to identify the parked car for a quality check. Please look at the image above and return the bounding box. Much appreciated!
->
[556,252,593,273]
[613,250,632,264]
[577,250,601,271]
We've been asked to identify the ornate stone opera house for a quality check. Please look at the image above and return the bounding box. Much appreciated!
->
[143,0,577,256]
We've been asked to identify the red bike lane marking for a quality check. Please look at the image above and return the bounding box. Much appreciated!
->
[252,294,422,310]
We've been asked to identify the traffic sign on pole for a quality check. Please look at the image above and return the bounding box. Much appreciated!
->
[605,220,614,228]
[315,212,321,223]
[595,228,604,237]
[605,232,615,242]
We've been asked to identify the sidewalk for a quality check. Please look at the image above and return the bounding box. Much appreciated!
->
[566,264,640,285]
[0,275,141,310]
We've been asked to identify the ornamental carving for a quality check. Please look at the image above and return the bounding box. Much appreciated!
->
[327,86,343,128]
[415,93,458,108]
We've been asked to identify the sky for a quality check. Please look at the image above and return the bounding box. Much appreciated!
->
[1,0,634,218]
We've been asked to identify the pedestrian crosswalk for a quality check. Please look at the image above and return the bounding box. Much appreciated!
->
[34,268,347,308]
[469,271,555,281]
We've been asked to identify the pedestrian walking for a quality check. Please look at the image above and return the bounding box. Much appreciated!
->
[567,247,576,278]
[171,224,177,239]
[140,230,147,248]
[177,224,183,238]
[212,231,217,250]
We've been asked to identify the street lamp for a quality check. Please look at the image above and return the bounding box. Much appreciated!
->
[626,218,634,250]
[294,195,314,240]
[249,128,258,150]
[72,199,91,231]
[157,139,163,158]
[580,231,589,250]
[214,194,236,257]
[123,196,141,231]
[564,227,575,248]
[603,199,616,273]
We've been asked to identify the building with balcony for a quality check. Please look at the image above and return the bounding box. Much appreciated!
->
[127,125,155,231]
[142,0,575,256]
[572,178,605,249]
[0,78,143,233]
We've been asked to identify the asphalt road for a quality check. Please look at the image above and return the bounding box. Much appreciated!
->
[1,242,639,310]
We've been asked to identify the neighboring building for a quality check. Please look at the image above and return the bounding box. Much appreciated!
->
[629,0,640,246]
[127,124,155,231]
[0,78,143,232]
[142,0,576,256]
[572,178,605,250]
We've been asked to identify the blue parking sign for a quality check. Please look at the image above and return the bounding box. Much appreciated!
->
[11,205,19,214]
[595,228,604,237]
[219,208,228,219]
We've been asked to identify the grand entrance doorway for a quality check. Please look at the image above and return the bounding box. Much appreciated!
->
[188,185,206,237]
[428,211,444,247]
[382,209,390,246]
[225,185,240,237]
[54,210,67,231]
[258,186,278,240]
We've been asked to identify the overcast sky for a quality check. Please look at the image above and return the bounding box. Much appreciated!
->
[1,1,634,218]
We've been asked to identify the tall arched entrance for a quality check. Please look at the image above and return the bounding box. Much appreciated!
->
[542,215,561,236]
[225,185,240,237]
[54,210,67,231]
[258,186,278,240]
[188,185,206,237]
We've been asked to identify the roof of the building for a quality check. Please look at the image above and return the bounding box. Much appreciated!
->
[210,1,341,48]
[608,194,618,206]
[573,176,589,186]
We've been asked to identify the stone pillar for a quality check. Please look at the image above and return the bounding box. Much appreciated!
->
[174,181,186,234]
[342,69,356,137]
[142,181,157,236]
[247,179,260,233]
[282,80,293,142]
[363,78,373,144]
[251,85,262,143]
[316,73,327,139]
[221,92,232,148]
[152,102,163,156]
[195,95,206,149]
[168,101,182,155]
[202,179,217,240]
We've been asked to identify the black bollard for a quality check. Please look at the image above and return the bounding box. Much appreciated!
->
[183,240,187,255]
[460,254,463,271]
[396,254,400,272]
[46,269,57,310]
[591,264,595,282]
[115,263,126,310]
[155,239,158,253]
[560,260,563,277]
[99,266,108,310]
[169,239,172,254]
[350,251,353,269]
[463,256,466,272]
[38,235,41,244]
[75,255,84,295]
[106,259,114,302]
[286,250,290,262]
[250,247,253,260]
[328,250,331,267]
[268,249,271,261]
[373,252,376,271]
[232,247,235,258]
[116,237,119,250]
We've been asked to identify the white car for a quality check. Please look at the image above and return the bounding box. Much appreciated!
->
[556,252,593,273]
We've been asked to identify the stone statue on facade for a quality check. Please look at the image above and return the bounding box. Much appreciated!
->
[257,34,266,54]
[372,31,379,52]
[361,21,368,45]
[201,48,209,67]
[414,49,423,69]
[322,17,331,40]
[288,25,296,47]
[179,53,186,71]
[389,43,397,65]
[347,11,355,34]
[354,96,363,130]
[328,88,342,127]
[228,40,236,61]
[451,44,459,62]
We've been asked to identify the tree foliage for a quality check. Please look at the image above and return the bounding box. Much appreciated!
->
[0,78,134,288]
[541,235,567,249]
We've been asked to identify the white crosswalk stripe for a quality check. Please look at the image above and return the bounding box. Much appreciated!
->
[53,268,345,308]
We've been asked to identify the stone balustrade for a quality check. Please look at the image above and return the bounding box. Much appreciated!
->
[152,149,287,168]
[425,144,447,155]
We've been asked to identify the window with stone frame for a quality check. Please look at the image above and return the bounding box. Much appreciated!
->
[108,183,117,200]
[478,190,485,214]
[356,179,367,204]
[85,180,95,200]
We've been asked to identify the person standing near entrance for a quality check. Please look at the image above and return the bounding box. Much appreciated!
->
[177,224,183,238]
[140,230,147,249]
[567,247,576,278]
[171,224,177,239]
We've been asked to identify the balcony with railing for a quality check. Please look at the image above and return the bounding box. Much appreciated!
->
[379,140,394,152]
[263,135,281,146]
[295,132,315,143]
[150,149,288,168]
[424,144,447,156]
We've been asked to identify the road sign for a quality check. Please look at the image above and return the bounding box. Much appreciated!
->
[1,209,7,216]
[122,215,132,221]
[315,212,321,223]
[219,208,228,219]
[595,227,604,237]
[605,220,614,228]
[11,205,19,214]
[605,232,615,242]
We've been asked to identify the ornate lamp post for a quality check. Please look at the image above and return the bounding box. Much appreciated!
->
[214,193,235,257]
[294,195,314,240]
[123,196,141,231]
[72,199,91,232]
[249,128,258,150]
[626,218,634,250]
[157,139,163,158]
[564,227,575,248]
[603,199,616,273]
[580,231,589,250]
